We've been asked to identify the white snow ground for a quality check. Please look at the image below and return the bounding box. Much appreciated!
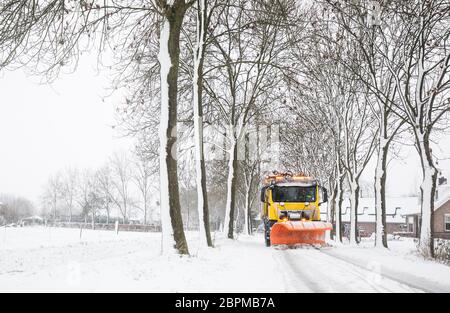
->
[0,227,449,293]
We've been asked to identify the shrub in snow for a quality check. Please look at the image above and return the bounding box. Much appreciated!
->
[387,234,401,241]
[434,239,450,265]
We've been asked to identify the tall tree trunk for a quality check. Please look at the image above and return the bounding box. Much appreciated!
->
[106,206,110,226]
[248,202,253,235]
[417,132,438,258]
[349,176,360,245]
[144,197,147,225]
[193,0,212,247]
[336,175,344,243]
[159,3,189,255]
[374,134,389,249]
[53,194,57,223]
[243,181,251,236]
[329,178,337,240]
[69,199,72,223]
[223,135,238,239]
[335,157,344,243]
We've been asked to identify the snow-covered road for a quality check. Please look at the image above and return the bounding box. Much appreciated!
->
[0,227,449,292]
[275,248,421,292]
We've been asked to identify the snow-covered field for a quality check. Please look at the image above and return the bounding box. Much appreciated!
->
[0,227,449,293]
[0,227,285,292]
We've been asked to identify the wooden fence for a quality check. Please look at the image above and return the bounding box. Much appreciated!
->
[49,222,162,233]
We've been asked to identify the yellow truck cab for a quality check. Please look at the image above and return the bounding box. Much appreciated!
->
[260,172,328,246]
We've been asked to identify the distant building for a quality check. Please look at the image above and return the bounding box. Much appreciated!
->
[324,179,450,239]
[403,179,450,240]
[337,196,418,237]
[20,216,44,226]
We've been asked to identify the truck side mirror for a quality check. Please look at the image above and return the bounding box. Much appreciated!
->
[260,187,266,202]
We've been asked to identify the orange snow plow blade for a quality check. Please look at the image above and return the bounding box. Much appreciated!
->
[270,221,332,246]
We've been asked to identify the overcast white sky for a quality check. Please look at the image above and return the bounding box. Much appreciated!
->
[0,58,133,205]
[0,57,450,206]
[364,132,450,197]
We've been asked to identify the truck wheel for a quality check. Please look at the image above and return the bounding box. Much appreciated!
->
[264,221,271,247]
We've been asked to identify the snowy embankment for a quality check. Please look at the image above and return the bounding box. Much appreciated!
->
[0,227,284,292]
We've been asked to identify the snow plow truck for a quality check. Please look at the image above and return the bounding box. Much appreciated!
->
[261,172,332,247]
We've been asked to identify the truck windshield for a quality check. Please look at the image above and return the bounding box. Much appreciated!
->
[272,186,316,203]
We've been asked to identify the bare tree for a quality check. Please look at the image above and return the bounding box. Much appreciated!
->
[326,0,450,256]
[284,7,352,243]
[0,194,34,223]
[132,150,155,225]
[41,172,62,221]
[204,0,291,239]
[60,167,79,223]
[323,0,408,249]
[109,152,133,224]
[96,165,114,225]
[239,129,262,236]
[0,0,194,255]
[382,1,450,257]
[156,0,196,255]
[342,88,378,245]
[191,0,221,248]
[77,169,102,229]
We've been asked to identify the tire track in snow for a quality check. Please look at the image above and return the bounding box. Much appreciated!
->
[318,249,436,293]
[274,248,357,292]
[276,247,423,293]
[282,248,379,293]
[311,249,421,292]
[272,250,315,293]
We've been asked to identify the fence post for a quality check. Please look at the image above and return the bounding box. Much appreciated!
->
[115,220,119,235]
